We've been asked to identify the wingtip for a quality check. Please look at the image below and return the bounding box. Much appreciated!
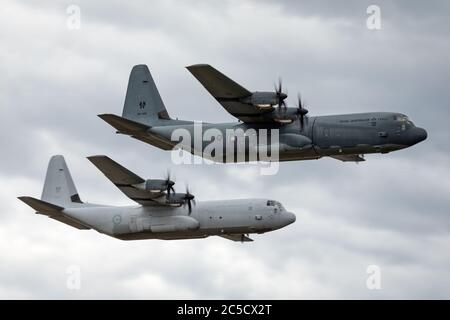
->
[98,113,114,119]
[186,63,211,69]
[17,196,34,206]
[86,155,109,162]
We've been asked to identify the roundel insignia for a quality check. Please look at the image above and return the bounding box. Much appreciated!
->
[113,215,122,225]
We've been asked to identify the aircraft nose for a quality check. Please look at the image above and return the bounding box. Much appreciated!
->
[407,127,427,145]
[284,212,296,226]
[415,127,428,143]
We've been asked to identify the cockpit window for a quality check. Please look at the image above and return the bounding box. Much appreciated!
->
[266,200,284,211]
[394,115,409,122]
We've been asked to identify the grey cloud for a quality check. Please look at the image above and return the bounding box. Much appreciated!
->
[1,0,449,299]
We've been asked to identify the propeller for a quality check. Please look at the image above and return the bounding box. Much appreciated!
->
[182,185,196,215]
[165,171,175,197]
[274,78,288,110]
[295,93,309,130]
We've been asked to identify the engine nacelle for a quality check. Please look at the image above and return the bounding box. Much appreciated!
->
[240,92,280,109]
[133,179,170,193]
[165,193,189,206]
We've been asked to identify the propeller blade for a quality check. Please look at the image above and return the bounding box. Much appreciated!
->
[274,78,288,110]
[165,171,172,196]
[164,170,177,198]
[296,93,309,131]
[184,184,195,215]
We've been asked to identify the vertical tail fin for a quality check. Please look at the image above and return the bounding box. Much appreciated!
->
[122,64,171,126]
[41,155,82,206]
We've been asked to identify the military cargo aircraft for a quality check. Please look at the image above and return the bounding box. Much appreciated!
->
[18,156,295,242]
[99,64,427,162]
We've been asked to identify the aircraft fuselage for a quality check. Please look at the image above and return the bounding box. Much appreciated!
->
[62,199,296,241]
[148,112,427,162]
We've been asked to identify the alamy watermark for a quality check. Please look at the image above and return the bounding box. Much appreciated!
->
[170,122,280,175]
[366,265,382,290]
[366,5,381,30]
[66,265,81,290]
[66,5,81,30]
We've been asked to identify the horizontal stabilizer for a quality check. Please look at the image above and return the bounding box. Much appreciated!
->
[98,113,175,150]
[18,196,64,214]
[98,114,150,134]
[220,234,253,242]
[18,196,90,230]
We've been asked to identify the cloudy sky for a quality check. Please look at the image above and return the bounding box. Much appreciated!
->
[1,0,449,299]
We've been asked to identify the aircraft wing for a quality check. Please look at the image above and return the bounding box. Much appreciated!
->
[329,154,365,162]
[87,155,169,206]
[187,64,274,122]
[187,64,251,99]
[219,234,253,242]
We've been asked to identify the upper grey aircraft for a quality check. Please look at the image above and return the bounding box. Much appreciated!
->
[18,155,295,242]
[99,64,427,163]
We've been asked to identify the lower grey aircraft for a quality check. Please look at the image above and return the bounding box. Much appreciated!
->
[99,64,427,163]
[18,156,295,242]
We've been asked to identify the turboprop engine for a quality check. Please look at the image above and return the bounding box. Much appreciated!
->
[133,178,175,194]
